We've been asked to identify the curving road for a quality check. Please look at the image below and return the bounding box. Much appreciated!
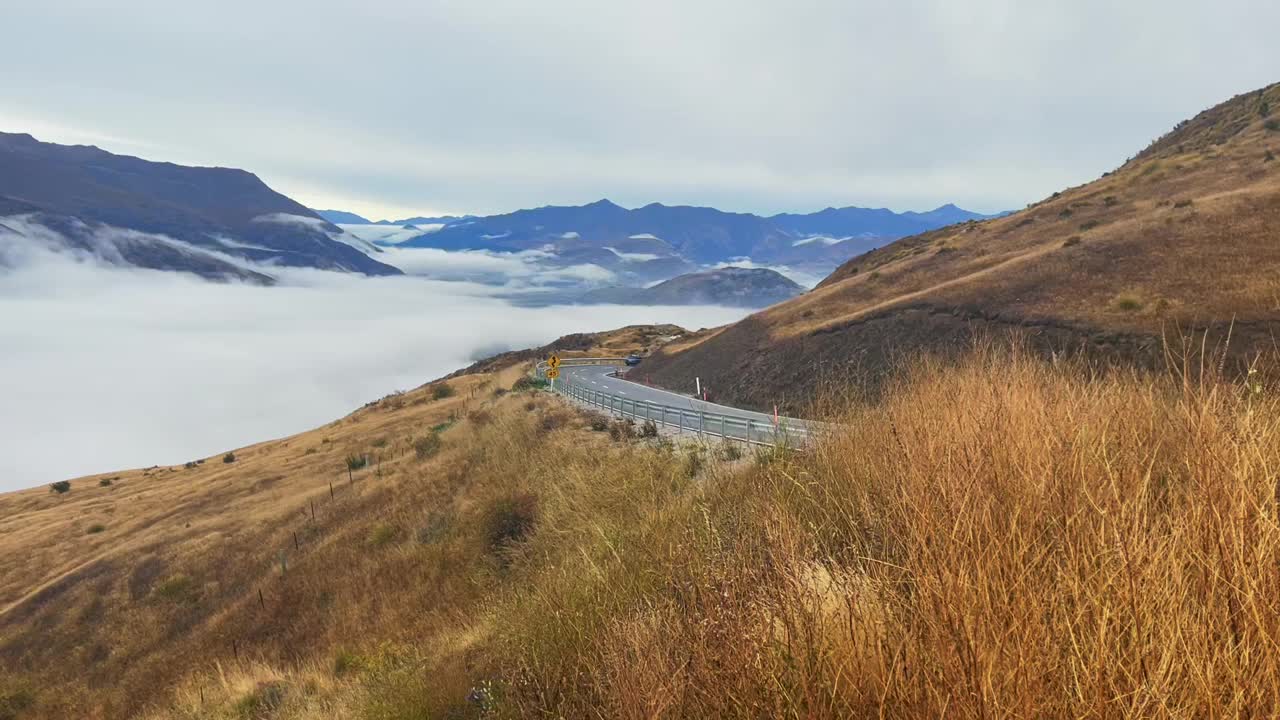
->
[555,363,812,445]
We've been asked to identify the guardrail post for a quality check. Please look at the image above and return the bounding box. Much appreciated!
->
[721,415,726,439]
[699,411,705,437]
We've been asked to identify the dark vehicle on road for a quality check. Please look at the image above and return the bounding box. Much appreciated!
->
[625,354,643,366]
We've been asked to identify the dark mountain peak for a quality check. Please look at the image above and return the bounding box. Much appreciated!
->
[1,132,399,277]
[586,198,622,209]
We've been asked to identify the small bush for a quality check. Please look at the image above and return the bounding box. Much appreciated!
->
[345,455,368,471]
[1266,119,1280,132]
[1266,149,1276,163]
[414,434,442,461]
[867,271,882,281]
[588,414,610,432]
[492,387,509,398]
[1113,293,1144,312]
[483,492,538,554]
[539,412,565,433]
[98,478,113,488]
[471,409,494,426]
[1079,220,1100,231]
[371,437,388,448]
[234,682,285,720]
[1174,198,1194,208]
[154,574,195,603]
[49,480,71,495]
[333,649,366,677]
[366,523,399,547]
[684,448,705,478]
[222,452,236,464]
[86,524,106,535]
[1103,195,1119,206]
[717,442,744,461]
[1262,100,1272,118]
[431,382,456,401]
[1057,208,1074,219]
[639,419,659,438]
[1062,236,1082,248]
[608,419,635,441]
[0,684,36,720]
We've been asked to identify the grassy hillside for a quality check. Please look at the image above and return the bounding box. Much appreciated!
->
[5,339,1279,718]
[0,327,681,719]
[639,82,1280,412]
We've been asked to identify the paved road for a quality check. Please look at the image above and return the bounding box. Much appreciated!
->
[556,363,811,444]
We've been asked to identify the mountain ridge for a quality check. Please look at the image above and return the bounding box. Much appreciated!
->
[635,80,1280,413]
[0,132,402,280]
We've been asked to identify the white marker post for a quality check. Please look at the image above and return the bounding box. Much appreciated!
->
[695,376,701,398]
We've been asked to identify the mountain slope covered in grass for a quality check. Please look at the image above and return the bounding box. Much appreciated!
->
[4,339,1280,719]
[638,81,1280,412]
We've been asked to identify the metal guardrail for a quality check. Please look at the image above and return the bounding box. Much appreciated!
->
[534,358,810,447]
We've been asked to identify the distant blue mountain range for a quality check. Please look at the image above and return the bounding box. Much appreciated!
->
[316,199,1003,268]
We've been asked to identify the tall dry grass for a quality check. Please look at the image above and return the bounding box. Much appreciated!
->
[490,344,1280,718]
[16,345,1280,719]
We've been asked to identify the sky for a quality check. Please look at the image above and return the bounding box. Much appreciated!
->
[0,247,750,491]
[2,0,1277,220]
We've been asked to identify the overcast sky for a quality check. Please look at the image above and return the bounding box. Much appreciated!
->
[2,0,1277,220]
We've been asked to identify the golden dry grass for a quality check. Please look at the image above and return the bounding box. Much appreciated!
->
[6,339,1280,718]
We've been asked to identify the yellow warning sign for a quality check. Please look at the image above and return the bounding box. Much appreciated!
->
[547,354,561,369]
[545,368,560,380]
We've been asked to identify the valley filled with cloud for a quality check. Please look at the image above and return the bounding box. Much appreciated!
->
[0,249,749,490]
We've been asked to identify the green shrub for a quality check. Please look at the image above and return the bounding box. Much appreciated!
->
[1114,293,1144,312]
[86,524,106,535]
[1062,236,1082,248]
[588,414,610,432]
[414,434,442,461]
[345,454,368,471]
[1103,195,1119,206]
[49,481,70,495]
[98,478,112,487]
[1266,149,1276,163]
[366,523,399,547]
[222,452,236,464]
[639,419,659,438]
[1079,220,1100,231]
[1057,208,1074,218]
[333,649,367,676]
[184,461,197,470]
[431,382,456,401]
[1174,198,1194,208]
[154,575,196,603]
[1266,119,1280,132]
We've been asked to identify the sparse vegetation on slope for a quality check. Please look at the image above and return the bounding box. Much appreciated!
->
[6,337,1279,719]
[639,81,1280,412]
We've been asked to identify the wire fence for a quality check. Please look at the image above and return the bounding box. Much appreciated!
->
[535,358,811,447]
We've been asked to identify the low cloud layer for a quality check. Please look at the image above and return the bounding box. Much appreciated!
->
[0,251,748,491]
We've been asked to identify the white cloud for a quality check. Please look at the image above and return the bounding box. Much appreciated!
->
[791,236,847,247]
[710,258,825,289]
[604,247,662,262]
[5,1,1276,219]
[0,249,749,491]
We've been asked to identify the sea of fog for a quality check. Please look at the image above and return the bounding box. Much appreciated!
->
[0,248,751,491]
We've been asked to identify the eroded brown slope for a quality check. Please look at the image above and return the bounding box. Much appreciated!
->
[641,82,1280,413]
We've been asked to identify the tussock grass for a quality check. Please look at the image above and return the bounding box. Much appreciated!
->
[11,342,1280,718]
[488,344,1280,718]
